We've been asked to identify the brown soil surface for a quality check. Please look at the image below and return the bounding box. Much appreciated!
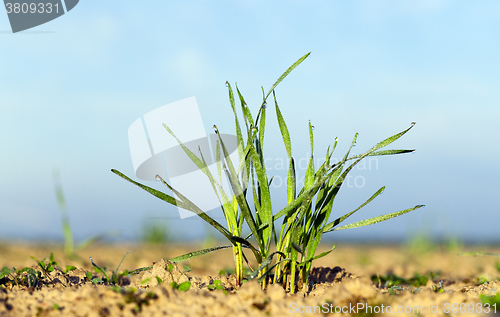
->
[0,242,499,316]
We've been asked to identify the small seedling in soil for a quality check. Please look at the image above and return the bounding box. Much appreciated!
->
[29,253,60,287]
[1,253,77,290]
[431,280,447,293]
[207,279,224,291]
[170,281,191,291]
[388,285,407,295]
[31,253,57,274]
[88,250,131,285]
[206,280,228,295]
[480,293,500,307]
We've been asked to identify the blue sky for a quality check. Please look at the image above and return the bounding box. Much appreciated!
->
[1,1,499,243]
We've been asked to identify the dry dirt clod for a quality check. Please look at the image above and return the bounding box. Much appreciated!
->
[308,266,355,284]
[136,259,189,288]
[66,268,87,286]
[238,280,269,307]
[265,283,286,301]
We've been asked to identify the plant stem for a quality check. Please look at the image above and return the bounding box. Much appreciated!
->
[232,243,243,286]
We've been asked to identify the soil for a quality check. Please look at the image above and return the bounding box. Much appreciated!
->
[0,242,499,316]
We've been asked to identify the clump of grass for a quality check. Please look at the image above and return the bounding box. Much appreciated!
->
[0,266,42,289]
[30,253,60,286]
[0,253,63,290]
[1,253,78,290]
[141,220,169,244]
[112,52,423,292]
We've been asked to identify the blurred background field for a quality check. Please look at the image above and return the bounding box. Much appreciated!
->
[1,1,499,246]
[1,241,500,287]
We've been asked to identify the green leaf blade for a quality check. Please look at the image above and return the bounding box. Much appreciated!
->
[169,246,232,263]
[328,205,424,232]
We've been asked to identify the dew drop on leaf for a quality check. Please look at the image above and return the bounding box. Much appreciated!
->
[262,101,267,109]
[155,175,162,182]
[411,122,416,126]
[213,125,218,133]
[225,81,229,88]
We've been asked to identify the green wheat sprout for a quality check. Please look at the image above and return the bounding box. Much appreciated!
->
[112,52,423,292]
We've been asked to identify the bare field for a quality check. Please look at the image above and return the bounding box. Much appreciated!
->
[0,242,499,316]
